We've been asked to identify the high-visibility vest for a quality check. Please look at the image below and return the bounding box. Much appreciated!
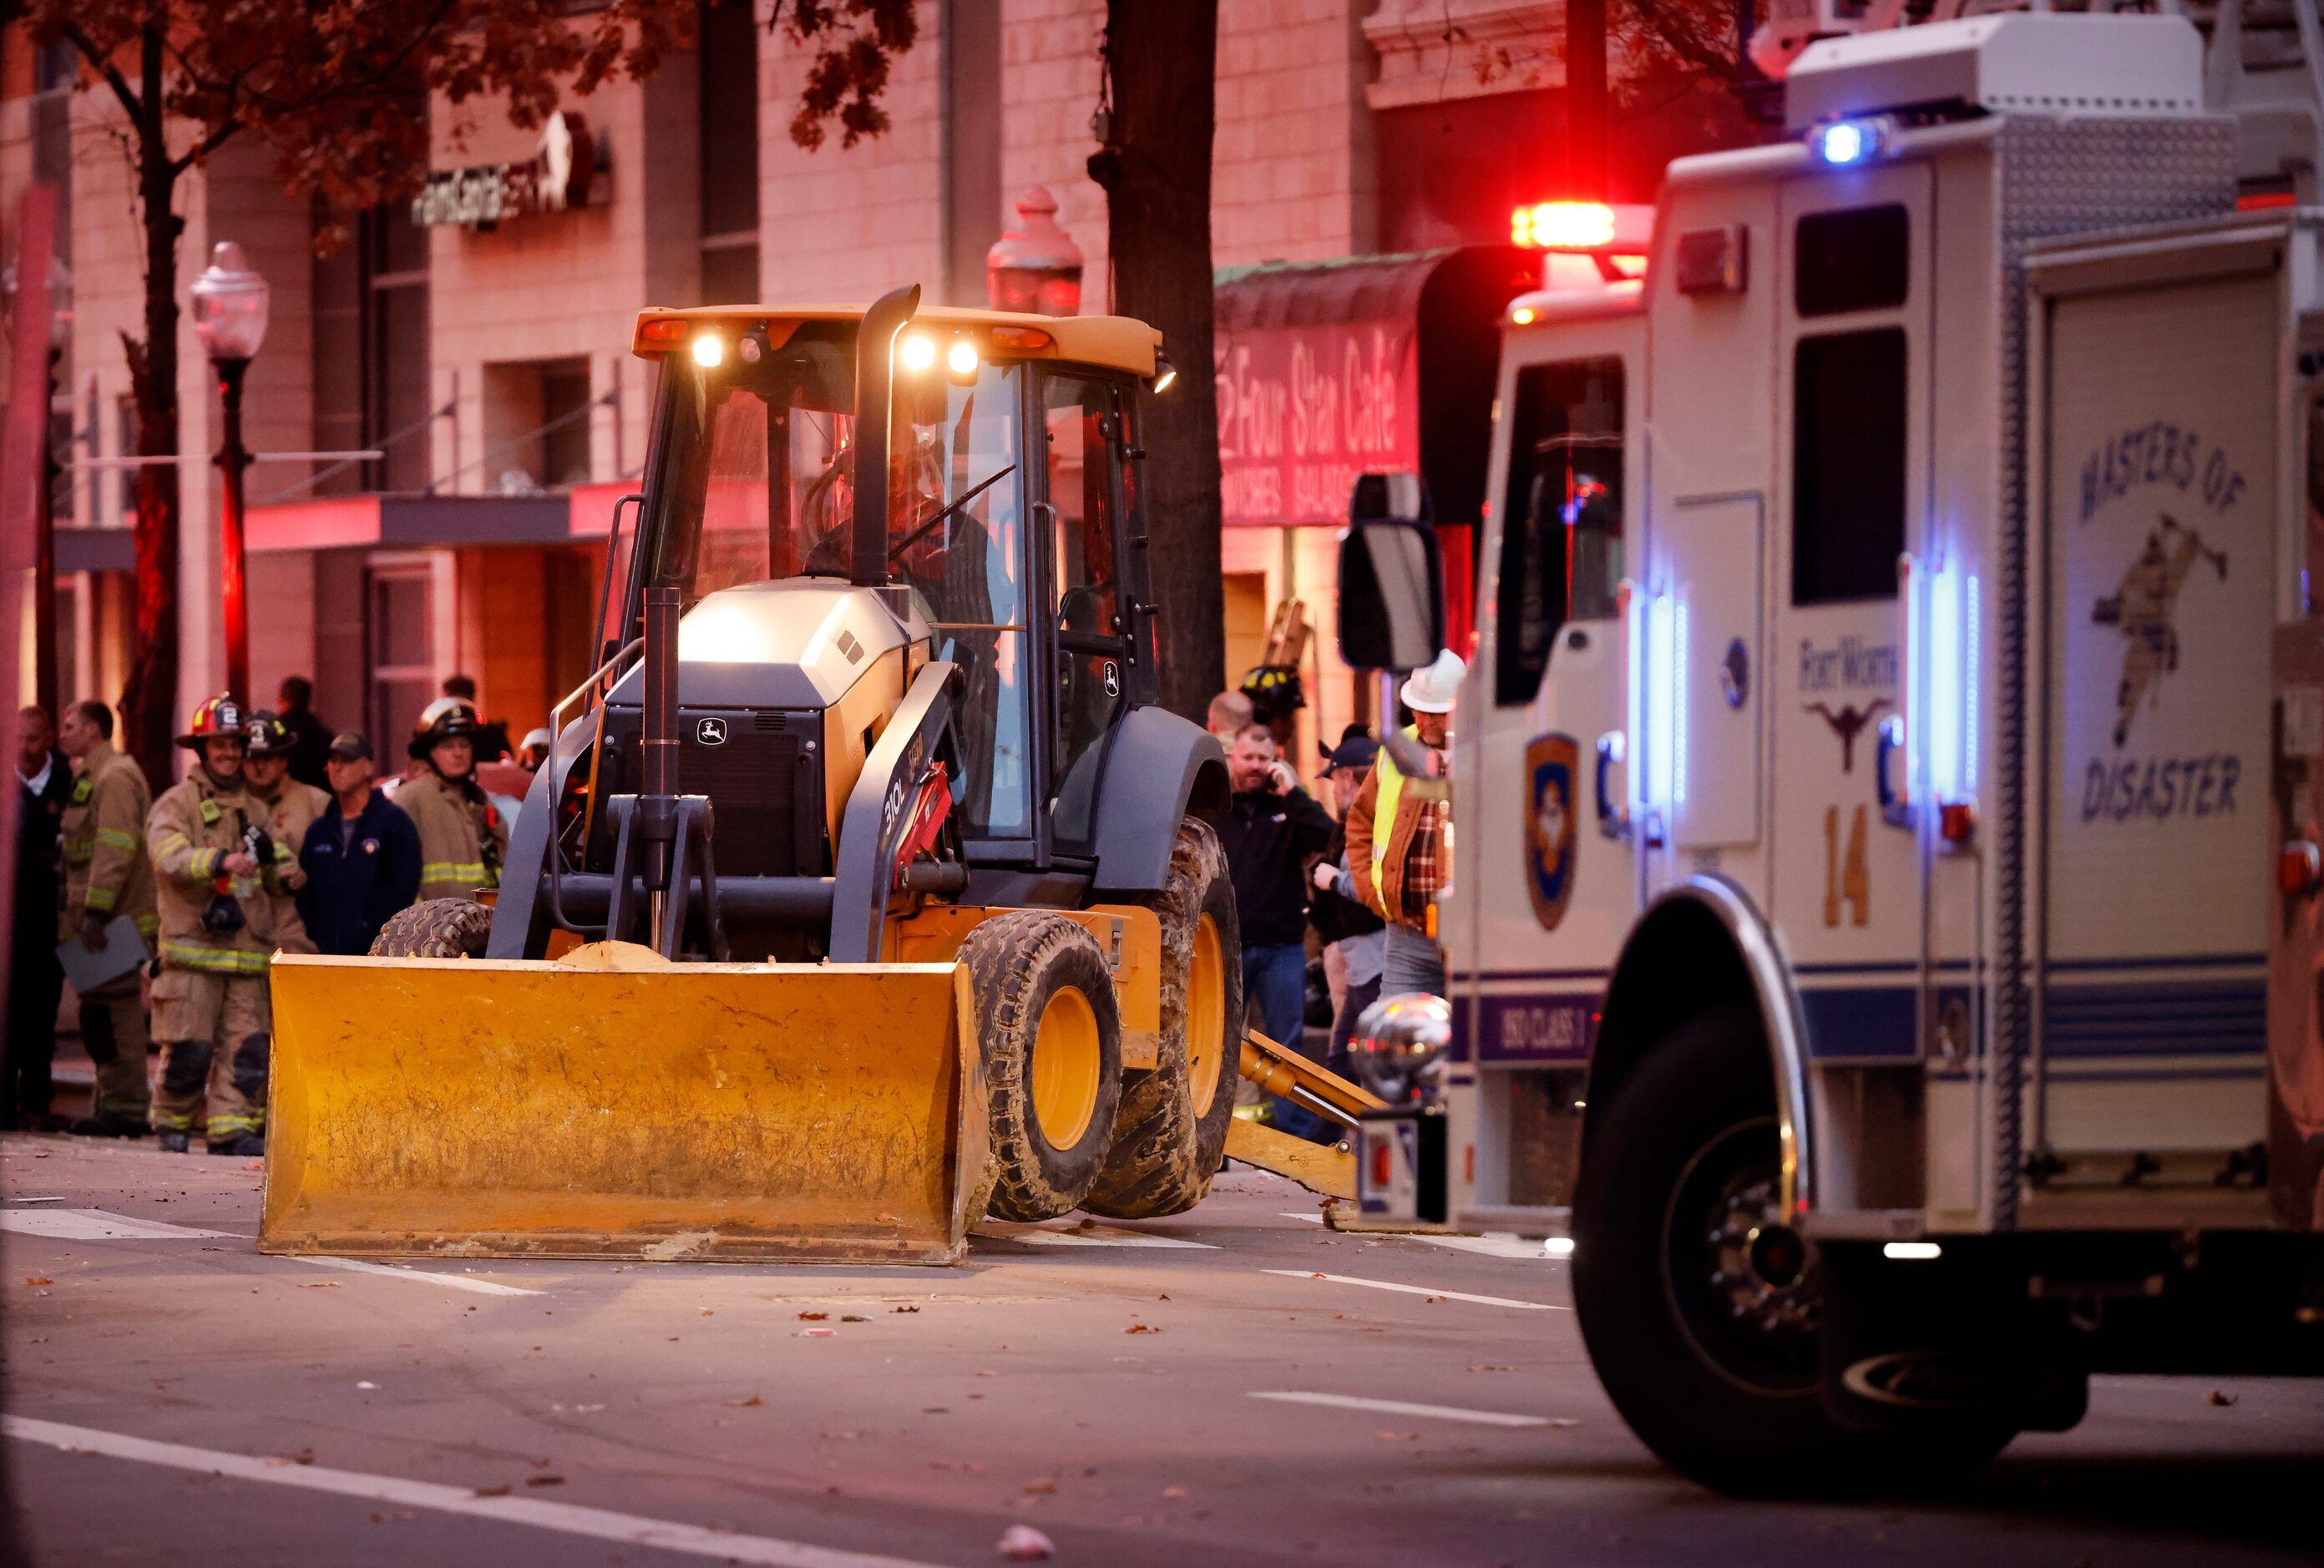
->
[1365,726,1415,907]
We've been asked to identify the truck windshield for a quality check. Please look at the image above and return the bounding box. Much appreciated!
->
[639,322,1035,837]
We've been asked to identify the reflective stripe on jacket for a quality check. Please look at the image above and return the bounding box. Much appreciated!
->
[149,770,294,971]
[398,770,508,903]
[60,741,157,938]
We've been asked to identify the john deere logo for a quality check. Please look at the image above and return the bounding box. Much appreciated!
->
[695,717,727,746]
[1523,734,1580,932]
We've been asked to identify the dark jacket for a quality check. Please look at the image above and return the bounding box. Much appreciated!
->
[1307,816,1385,947]
[281,706,335,792]
[297,789,422,956]
[1215,782,1334,948]
[13,751,70,955]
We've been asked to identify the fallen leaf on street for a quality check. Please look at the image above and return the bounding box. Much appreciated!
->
[841,1314,868,1323]
[473,1485,511,1497]
[891,1305,920,1313]
[724,1396,762,1408]
[1125,1323,1161,1334]
[369,1510,416,1523]
[2208,1390,2239,1406]
[798,1312,828,1321]
[524,1474,565,1487]
[1024,1479,1057,1495]
[1466,1364,1514,1373]
[1162,1485,1187,1499]
[996,1523,1055,1560]
[700,1309,715,1317]
[299,1282,340,1289]
[23,1277,52,1287]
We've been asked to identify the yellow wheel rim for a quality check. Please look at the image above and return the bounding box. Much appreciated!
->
[1031,984,1102,1151]
[1187,912,1227,1116]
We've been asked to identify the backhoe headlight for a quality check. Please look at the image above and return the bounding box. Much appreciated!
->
[899,333,937,372]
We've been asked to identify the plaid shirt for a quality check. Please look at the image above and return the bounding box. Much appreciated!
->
[1399,797,1446,928]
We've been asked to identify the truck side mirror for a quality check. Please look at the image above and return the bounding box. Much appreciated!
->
[1338,472,1444,671]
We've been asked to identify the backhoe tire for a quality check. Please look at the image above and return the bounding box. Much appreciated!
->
[962,912,1124,1222]
[368,898,494,960]
[1084,817,1241,1219]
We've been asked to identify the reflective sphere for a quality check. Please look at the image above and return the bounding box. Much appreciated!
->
[1347,991,1451,1103]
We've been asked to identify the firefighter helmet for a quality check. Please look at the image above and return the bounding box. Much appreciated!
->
[176,695,246,751]
[244,709,296,758]
[409,696,481,759]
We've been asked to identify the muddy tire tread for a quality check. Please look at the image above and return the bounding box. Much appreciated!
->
[1084,817,1242,1219]
[962,911,1123,1223]
[368,898,494,959]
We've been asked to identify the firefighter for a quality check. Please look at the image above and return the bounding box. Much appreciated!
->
[242,710,328,954]
[147,695,296,1156]
[402,697,509,903]
[55,699,156,1137]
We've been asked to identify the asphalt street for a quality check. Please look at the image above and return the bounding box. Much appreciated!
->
[1,1131,2318,1567]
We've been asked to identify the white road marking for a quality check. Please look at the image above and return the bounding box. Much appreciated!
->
[1278,1213,1557,1261]
[1261,1269,1567,1311]
[4,1416,953,1568]
[286,1256,544,1297]
[0,1208,233,1241]
[6,1196,67,1204]
[974,1220,1215,1250]
[1250,1392,1575,1429]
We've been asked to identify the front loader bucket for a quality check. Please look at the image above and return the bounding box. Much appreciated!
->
[261,949,986,1264]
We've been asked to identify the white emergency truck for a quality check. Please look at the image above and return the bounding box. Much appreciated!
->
[1339,2,2324,1494]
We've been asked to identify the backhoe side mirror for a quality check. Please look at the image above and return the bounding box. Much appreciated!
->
[1338,472,1444,672]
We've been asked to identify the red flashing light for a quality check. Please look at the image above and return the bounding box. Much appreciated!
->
[1512,201,1617,250]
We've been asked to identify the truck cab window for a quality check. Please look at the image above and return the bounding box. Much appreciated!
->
[1495,357,1626,707]
[1792,327,1906,604]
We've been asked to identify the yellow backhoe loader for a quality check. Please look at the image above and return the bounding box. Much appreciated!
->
[262,288,1380,1264]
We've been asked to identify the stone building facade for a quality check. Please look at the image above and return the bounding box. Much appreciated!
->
[7,0,1745,767]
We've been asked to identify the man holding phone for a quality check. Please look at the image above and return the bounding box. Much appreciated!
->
[1216,724,1335,1139]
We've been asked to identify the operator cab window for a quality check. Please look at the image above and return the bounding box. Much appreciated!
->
[1792,327,1906,604]
[641,325,1035,838]
[1042,372,1132,855]
[1494,357,1626,707]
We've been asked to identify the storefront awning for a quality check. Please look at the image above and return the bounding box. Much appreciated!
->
[246,491,618,553]
[1213,245,1537,532]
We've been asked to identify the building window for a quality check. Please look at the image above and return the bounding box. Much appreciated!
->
[367,210,433,493]
[699,0,760,305]
[482,357,595,493]
[367,563,437,748]
[1792,327,1906,605]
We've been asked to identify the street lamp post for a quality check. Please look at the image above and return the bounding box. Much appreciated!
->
[985,188,1084,316]
[3,255,71,718]
[190,242,269,705]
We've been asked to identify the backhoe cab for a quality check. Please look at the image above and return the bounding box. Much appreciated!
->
[261,289,1241,1264]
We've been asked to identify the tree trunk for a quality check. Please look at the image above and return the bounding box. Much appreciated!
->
[1091,0,1222,726]
[117,22,183,789]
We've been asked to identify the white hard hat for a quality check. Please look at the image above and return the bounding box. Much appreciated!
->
[521,727,554,751]
[1399,649,1466,715]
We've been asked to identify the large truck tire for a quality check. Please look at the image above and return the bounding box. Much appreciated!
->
[369,898,494,959]
[1573,1005,2012,1496]
[962,912,1124,1222]
[1085,817,1241,1219]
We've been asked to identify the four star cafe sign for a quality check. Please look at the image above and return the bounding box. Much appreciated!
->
[413,112,597,229]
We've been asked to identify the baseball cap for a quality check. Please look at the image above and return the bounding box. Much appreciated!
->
[1321,733,1380,776]
[327,731,373,761]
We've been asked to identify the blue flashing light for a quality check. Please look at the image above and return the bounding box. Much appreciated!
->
[1811,117,1891,167]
